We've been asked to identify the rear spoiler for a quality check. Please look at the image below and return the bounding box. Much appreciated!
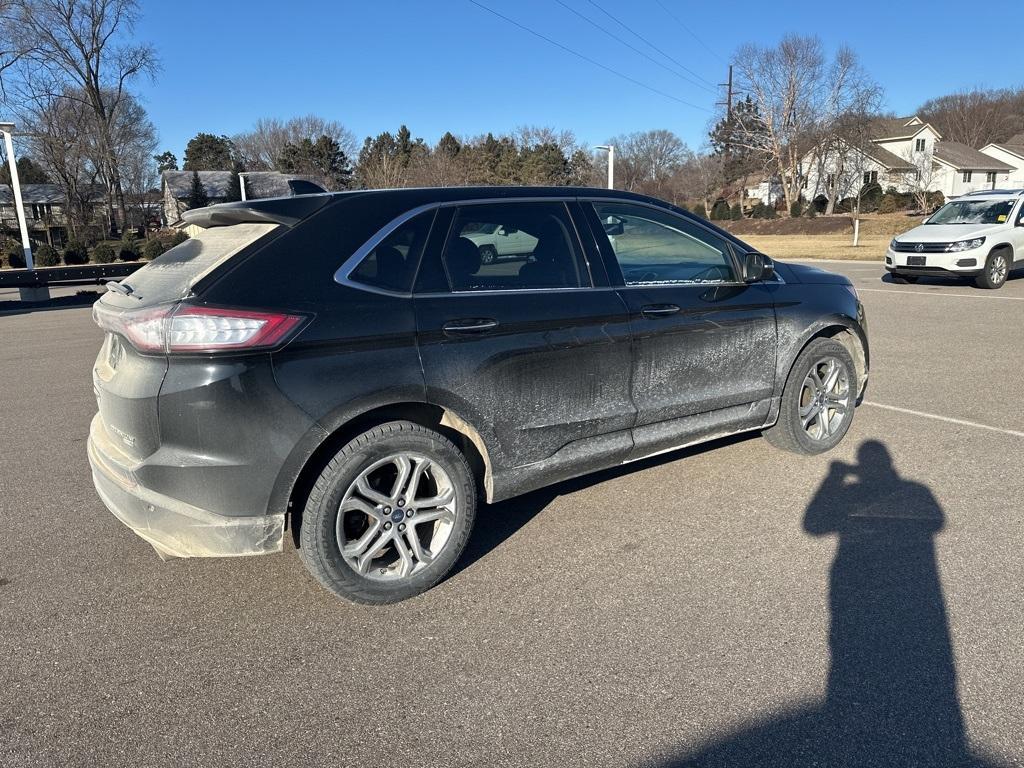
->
[182,194,332,229]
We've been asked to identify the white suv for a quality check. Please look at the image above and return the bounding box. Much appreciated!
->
[885,190,1024,289]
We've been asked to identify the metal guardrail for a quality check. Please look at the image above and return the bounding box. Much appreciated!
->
[0,262,144,289]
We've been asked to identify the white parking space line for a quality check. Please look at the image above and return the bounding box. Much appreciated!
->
[864,401,1024,439]
[857,287,1024,302]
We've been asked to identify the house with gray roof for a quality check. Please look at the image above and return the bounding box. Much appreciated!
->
[0,183,108,247]
[161,170,320,225]
[979,133,1024,188]
[764,115,1021,209]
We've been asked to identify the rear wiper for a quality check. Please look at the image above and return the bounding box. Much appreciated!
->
[105,281,141,300]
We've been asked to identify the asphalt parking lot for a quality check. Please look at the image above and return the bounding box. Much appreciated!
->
[3,263,1024,767]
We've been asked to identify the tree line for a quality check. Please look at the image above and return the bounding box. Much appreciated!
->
[2,3,1022,242]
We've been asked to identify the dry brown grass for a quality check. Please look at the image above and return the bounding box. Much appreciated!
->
[725,213,927,260]
[741,234,889,261]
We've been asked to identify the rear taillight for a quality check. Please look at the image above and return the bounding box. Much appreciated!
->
[93,302,305,354]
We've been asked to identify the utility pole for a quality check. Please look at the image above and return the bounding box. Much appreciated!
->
[718,65,734,122]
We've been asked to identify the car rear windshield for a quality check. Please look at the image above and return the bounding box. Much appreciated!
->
[927,199,1015,225]
[119,223,278,304]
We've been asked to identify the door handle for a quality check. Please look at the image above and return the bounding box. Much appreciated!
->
[641,304,680,318]
[442,318,499,335]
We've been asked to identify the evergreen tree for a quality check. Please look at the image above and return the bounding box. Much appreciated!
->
[186,170,209,209]
[224,163,243,202]
[277,135,352,189]
[0,156,50,185]
[153,151,178,172]
[183,133,235,170]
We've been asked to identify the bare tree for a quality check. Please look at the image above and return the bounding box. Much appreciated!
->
[1,0,158,231]
[918,88,1024,147]
[731,35,881,213]
[900,146,940,212]
[233,115,357,170]
[605,129,692,198]
[676,152,724,216]
[23,89,100,238]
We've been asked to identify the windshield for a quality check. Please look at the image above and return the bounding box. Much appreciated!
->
[927,199,1015,225]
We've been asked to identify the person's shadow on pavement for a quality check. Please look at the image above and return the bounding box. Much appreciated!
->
[654,440,1001,767]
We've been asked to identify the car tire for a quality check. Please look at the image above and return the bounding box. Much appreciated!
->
[298,421,476,604]
[479,245,498,265]
[764,338,857,455]
[975,249,1010,289]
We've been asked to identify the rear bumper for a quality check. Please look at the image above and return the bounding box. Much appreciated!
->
[87,414,284,558]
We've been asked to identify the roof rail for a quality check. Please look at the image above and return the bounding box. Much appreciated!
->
[963,188,1024,196]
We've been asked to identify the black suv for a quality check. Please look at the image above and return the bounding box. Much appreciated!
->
[89,187,868,604]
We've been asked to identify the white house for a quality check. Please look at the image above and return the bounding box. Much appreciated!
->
[744,116,1020,209]
[979,133,1024,188]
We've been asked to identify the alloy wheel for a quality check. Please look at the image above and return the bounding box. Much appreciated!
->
[799,357,851,442]
[336,453,457,581]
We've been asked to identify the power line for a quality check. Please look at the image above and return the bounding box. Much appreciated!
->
[653,0,728,65]
[468,1,711,113]
[552,0,718,95]
[583,0,718,89]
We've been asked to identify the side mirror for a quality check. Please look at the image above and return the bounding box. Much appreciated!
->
[743,252,774,282]
[603,221,624,236]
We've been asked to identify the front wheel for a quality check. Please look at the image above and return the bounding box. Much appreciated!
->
[975,250,1010,289]
[764,338,857,455]
[479,245,498,264]
[298,421,476,604]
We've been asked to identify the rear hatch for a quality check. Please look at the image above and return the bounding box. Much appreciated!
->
[92,222,280,462]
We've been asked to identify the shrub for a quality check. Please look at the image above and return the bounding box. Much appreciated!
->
[63,239,89,265]
[4,240,25,268]
[169,230,189,246]
[710,200,730,220]
[691,203,707,219]
[789,200,802,218]
[92,242,116,263]
[878,194,899,215]
[804,203,817,218]
[926,191,945,212]
[118,234,140,262]
[750,202,776,219]
[142,238,166,260]
[729,203,742,220]
[859,183,883,213]
[34,243,60,267]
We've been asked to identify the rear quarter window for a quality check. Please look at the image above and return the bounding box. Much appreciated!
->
[120,223,279,304]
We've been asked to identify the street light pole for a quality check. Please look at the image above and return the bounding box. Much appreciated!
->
[0,122,47,301]
[1,123,34,271]
[594,145,615,189]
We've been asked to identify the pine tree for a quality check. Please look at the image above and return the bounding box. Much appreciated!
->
[187,171,209,209]
[224,164,243,202]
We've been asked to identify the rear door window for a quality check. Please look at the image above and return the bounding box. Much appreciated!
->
[442,202,589,291]
[120,222,278,304]
[349,210,434,293]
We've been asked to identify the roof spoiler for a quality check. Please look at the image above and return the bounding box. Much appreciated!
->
[287,178,327,196]
[181,194,331,228]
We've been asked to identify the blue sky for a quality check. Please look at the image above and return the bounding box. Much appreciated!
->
[134,0,1022,160]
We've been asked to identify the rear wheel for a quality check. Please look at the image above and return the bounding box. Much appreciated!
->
[298,421,476,604]
[764,338,857,455]
[479,245,498,264]
[975,249,1010,289]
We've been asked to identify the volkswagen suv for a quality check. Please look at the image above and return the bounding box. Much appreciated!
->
[886,189,1024,289]
[88,187,869,604]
